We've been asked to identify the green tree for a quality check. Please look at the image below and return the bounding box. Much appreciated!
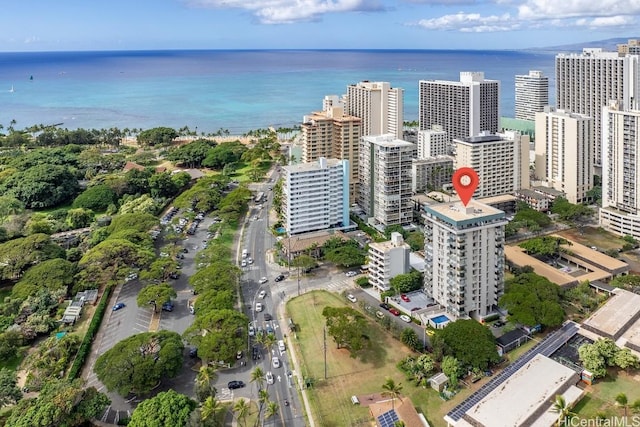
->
[66,208,94,229]
[137,283,177,312]
[128,390,196,427]
[183,309,249,364]
[435,319,499,370]
[72,184,117,211]
[2,164,80,208]
[137,127,178,146]
[518,236,570,259]
[614,348,640,371]
[322,306,369,357]
[400,328,421,352]
[149,172,179,198]
[264,401,279,422]
[202,140,247,169]
[78,238,154,285]
[166,139,215,168]
[499,272,565,327]
[578,342,608,378]
[11,258,76,300]
[0,368,21,409]
[550,394,576,427]
[200,395,224,426]
[233,398,250,427]
[292,254,316,272]
[0,195,24,224]
[615,393,629,419]
[441,356,461,388]
[381,378,403,411]
[4,379,109,427]
[250,367,266,393]
[94,331,184,396]
[405,231,424,252]
[194,365,217,402]
[551,197,594,223]
[324,245,365,268]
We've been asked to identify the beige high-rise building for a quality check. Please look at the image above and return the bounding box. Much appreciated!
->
[454,131,530,198]
[345,81,404,139]
[423,200,507,319]
[617,39,640,56]
[515,70,549,121]
[534,107,593,204]
[419,72,500,143]
[301,106,362,203]
[358,134,416,229]
[417,125,449,158]
[600,102,640,239]
[555,48,640,170]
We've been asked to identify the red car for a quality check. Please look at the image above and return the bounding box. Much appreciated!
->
[389,308,401,316]
[401,294,410,302]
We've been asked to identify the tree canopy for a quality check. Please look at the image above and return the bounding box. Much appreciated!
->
[499,272,565,327]
[128,390,196,427]
[4,379,109,427]
[94,330,184,396]
[1,164,80,209]
[518,236,570,258]
[72,184,117,212]
[183,309,249,364]
[166,139,216,168]
[11,258,76,300]
[137,283,177,312]
[202,140,247,170]
[322,306,369,357]
[432,320,499,370]
[137,127,178,146]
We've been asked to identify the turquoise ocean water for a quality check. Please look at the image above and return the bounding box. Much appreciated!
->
[0,49,557,134]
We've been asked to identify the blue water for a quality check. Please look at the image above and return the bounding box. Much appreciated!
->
[0,49,556,134]
[431,314,450,324]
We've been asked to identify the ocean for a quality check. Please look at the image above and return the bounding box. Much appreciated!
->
[0,49,557,135]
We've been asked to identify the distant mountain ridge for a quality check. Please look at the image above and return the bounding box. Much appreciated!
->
[530,37,640,53]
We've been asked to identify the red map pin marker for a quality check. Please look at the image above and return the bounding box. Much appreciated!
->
[453,167,479,207]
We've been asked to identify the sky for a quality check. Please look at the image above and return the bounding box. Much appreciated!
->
[1,0,639,52]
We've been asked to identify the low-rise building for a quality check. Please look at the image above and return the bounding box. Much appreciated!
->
[368,232,411,293]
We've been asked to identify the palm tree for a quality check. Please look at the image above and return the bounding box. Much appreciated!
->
[233,398,250,427]
[264,401,279,423]
[195,365,217,400]
[616,392,629,420]
[250,367,266,392]
[550,395,576,427]
[381,378,403,411]
[255,389,270,426]
[263,333,277,355]
[200,396,224,426]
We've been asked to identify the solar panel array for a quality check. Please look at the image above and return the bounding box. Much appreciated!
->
[377,409,399,427]
[446,321,579,422]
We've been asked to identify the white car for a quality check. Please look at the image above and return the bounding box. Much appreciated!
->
[255,302,263,312]
[241,260,247,267]
[259,277,268,284]
[345,271,357,277]
[258,290,267,299]
[248,324,255,337]
[265,371,274,385]
[347,294,357,303]
[272,356,280,368]
[400,314,412,323]
[125,272,138,282]
[247,258,254,264]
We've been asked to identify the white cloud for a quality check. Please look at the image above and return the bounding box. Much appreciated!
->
[186,0,381,24]
[518,0,640,20]
[416,12,517,32]
[24,36,40,44]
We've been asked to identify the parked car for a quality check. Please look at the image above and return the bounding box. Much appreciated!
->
[400,314,412,323]
[401,294,410,302]
[379,302,390,311]
[125,272,138,282]
[389,308,401,316]
[347,294,357,303]
[162,302,174,312]
[274,274,285,282]
[259,277,268,284]
[227,380,245,390]
[376,311,385,319]
[189,348,198,358]
[264,313,273,321]
[236,350,243,360]
[255,302,263,312]
[258,290,267,299]
[112,302,126,311]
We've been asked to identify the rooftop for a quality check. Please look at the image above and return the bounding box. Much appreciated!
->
[424,200,505,226]
[582,288,640,340]
[283,157,343,173]
[460,354,580,427]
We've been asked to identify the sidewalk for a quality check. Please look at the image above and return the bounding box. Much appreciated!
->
[277,295,316,427]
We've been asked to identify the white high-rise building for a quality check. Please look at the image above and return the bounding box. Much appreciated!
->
[556,48,640,169]
[423,200,507,319]
[600,102,640,239]
[358,134,416,229]
[515,70,549,121]
[534,107,593,204]
[282,157,349,236]
[345,81,404,139]
[418,72,500,143]
[367,232,411,293]
[417,125,449,158]
[454,131,530,198]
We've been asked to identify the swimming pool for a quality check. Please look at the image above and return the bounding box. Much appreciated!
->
[431,315,450,324]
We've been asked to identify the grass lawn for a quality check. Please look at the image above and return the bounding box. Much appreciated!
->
[573,370,640,419]
[232,161,272,183]
[557,227,625,252]
[286,290,454,427]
